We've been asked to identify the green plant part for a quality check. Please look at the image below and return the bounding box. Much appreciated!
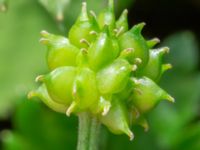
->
[98,0,116,32]
[0,0,7,12]
[97,58,132,94]
[118,23,149,69]
[99,97,134,140]
[28,0,174,149]
[116,9,129,36]
[88,25,119,71]
[137,47,172,81]
[68,2,99,49]
[40,31,79,70]
[37,67,76,106]
[28,84,68,113]
[67,68,99,116]
[131,77,174,113]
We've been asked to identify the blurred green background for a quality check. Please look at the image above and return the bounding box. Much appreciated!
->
[0,0,200,150]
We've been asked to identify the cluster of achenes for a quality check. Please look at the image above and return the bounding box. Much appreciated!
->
[28,0,174,140]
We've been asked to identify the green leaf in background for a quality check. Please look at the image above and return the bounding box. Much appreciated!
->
[0,0,61,119]
[162,31,199,74]
[2,98,77,150]
[149,31,200,150]
[38,0,135,32]
[38,0,70,22]
[0,0,8,12]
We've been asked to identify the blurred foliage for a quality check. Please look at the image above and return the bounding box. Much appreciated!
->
[2,99,77,150]
[0,0,200,150]
[0,0,8,12]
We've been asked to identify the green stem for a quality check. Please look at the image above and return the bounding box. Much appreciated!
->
[77,112,101,150]
[89,117,101,150]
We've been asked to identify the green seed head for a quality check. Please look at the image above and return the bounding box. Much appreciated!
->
[29,0,174,140]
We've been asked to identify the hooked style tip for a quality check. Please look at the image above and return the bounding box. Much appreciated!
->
[80,39,90,47]
[35,75,44,82]
[66,102,76,117]
[147,38,160,48]
[159,47,170,54]
[27,91,37,99]
[132,65,137,72]
[40,30,49,37]
[89,30,98,36]
[135,58,142,64]
[39,38,50,45]
[80,48,88,55]
[123,9,128,15]
[102,103,111,116]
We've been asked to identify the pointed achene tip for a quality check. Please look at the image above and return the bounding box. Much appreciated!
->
[130,22,146,34]
[81,2,88,15]
[166,95,175,103]
[35,75,44,83]
[82,2,87,10]
[136,22,146,30]
[162,63,172,73]
[102,24,110,33]
[122,9,128,15]
[127,129,134,141]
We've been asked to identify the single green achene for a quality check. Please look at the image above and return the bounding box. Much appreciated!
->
[28,0,174,149]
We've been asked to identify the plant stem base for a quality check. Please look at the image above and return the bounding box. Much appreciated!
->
[77,112,101,150]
